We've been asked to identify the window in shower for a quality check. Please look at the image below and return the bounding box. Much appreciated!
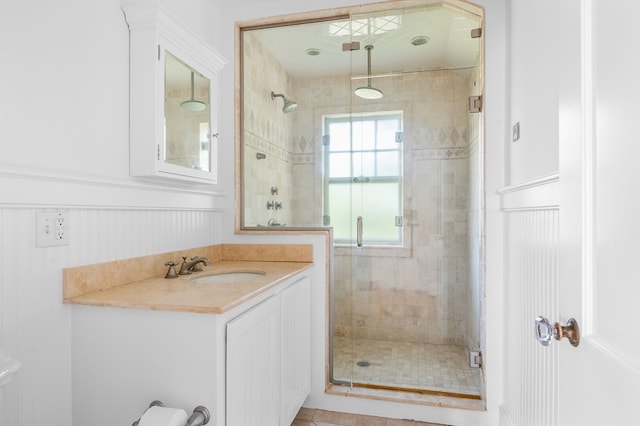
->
[322,112,403,245]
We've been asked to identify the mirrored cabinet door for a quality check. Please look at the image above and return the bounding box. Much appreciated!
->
[123,4,226,185]
[163,51,212,174]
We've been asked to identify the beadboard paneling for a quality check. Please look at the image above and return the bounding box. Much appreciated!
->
[499,177,559,426]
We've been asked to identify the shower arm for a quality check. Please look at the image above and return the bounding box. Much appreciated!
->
[366,46,373,87]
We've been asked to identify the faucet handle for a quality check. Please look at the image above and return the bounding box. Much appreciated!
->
[164,261,179,279]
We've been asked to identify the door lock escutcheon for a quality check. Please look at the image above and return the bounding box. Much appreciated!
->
[535,316,580,347]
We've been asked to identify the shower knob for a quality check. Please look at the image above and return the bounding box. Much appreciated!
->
[534,316,580,347]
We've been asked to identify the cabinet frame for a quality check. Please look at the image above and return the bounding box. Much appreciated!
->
[123,5,227,184]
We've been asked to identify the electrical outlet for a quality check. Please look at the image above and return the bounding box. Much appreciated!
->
[36,211,69,247]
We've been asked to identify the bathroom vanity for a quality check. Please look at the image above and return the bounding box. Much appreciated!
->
[64,245,312,426]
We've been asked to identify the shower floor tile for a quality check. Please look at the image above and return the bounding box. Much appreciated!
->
[332,337,482,396]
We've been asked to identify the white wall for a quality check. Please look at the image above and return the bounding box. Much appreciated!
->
[506,0,560,184]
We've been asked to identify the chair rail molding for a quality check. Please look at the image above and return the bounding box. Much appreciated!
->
[497,173,559,212]
[0,165,225,210]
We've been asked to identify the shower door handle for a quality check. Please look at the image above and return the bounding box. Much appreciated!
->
[356,216,363,247]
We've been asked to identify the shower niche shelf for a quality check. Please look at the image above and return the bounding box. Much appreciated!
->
[123,4,227,185]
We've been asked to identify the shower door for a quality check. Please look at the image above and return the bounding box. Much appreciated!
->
[329,3,485,399]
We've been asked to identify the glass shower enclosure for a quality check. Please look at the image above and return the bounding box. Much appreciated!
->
[328,4,485,400]
[240,0,485,403]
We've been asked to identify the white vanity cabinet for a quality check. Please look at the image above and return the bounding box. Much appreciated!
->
[122,5,226,184]
[70,273,311,426]
[226,276,311,426]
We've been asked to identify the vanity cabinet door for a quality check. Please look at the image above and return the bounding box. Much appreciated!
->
[280,277,311,425]
[226,295,280,426]
[226,277,311,426]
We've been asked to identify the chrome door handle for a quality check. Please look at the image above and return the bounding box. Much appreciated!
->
[356,216,363,247]
[535,316,580,347]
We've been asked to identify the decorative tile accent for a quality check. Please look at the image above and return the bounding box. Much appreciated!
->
[411,147,469,160]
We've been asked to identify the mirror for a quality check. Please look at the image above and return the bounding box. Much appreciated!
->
[165,52,212,172]
[238,0,483,229]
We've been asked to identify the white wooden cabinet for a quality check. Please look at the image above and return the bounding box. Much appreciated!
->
[279,277,311,425]
[226,277,311,426]
[71,274,311,426]
[122,5,226,184]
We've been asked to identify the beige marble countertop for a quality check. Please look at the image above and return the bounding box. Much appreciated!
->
[63,244,313,314]
[65,260,312,314]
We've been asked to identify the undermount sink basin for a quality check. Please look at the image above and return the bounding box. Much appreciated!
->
[189,271,266,284]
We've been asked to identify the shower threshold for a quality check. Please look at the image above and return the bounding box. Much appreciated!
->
[326,381,485,411]
[350,382,481,400]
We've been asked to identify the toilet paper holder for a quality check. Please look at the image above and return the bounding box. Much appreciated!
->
[132,400,210,426]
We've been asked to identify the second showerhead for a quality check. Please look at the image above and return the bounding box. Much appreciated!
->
[271,91,298,113]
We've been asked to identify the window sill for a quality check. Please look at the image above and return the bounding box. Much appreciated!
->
[333,245,412,258]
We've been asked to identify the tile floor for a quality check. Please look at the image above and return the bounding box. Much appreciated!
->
[332,337,481,396]
[292,408,447,426]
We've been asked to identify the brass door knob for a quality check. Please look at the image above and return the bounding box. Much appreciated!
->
[535,316,580,347]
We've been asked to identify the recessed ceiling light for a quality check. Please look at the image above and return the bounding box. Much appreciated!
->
[306,48,321,56]
[411,35,430,46]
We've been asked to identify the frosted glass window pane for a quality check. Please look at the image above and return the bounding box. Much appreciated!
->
[328,122,351,151]
[351,120,376,151]
[377,119,400,149]
[353,152,375,177]
[328,182,400,243]
[377,151,399,176]
[329,153,351,177]
[362,182,400,242]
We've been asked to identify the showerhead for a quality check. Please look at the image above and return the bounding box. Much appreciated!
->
[355,45,383,100]
[271,91,298,113]
[180,71,207,112]
[354,86,384,100]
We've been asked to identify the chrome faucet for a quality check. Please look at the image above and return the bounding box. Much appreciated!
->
[178,256,211,275]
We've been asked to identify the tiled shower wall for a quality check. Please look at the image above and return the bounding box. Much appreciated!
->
[242,31,296,227]
[0,207,220,425]
[298,69,479,346]
[242,33,481,346]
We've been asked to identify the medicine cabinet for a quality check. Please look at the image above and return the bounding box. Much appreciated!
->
[123,5,226,184]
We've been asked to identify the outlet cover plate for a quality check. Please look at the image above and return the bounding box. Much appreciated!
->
[36,211,69,247]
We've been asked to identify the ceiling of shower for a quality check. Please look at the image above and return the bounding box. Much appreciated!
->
[248,4,483,79]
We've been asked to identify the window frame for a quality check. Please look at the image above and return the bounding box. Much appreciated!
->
[322,111,403,246]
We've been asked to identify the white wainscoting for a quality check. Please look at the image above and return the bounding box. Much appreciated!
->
[0,169,224,426]
[498,174,559,426]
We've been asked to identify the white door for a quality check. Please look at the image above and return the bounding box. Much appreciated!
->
[558,1,640,424]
